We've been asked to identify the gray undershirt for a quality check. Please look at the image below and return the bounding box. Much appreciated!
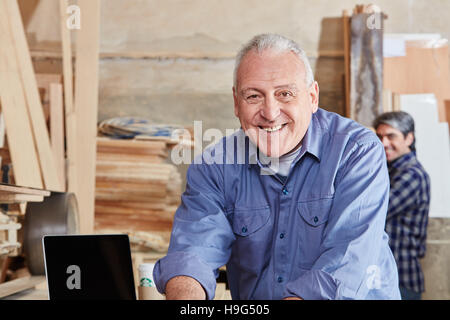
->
[261,145,302,178]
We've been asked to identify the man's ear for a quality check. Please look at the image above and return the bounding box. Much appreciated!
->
[233,86,239,117]
[405,132,414,148]
[309,81,319,113]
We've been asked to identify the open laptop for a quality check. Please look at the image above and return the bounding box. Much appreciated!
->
[42,234,136,300]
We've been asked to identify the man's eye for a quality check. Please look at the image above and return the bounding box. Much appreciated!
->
[244,94,262,104]
[245,94,262,103]
[278,91,294,99]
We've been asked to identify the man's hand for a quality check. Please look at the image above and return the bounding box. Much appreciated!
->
[283,296,303,300]
[165,276,207,300]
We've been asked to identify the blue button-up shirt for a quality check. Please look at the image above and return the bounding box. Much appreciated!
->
[154,108,401,300]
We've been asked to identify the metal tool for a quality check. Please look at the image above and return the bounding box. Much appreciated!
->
[23,192,79,275]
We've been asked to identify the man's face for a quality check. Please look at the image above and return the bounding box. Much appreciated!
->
[233,49,319,158]
[376,124,414,162]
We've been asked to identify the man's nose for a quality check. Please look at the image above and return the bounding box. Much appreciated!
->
[260,96,280,121]
[380,136,390,148]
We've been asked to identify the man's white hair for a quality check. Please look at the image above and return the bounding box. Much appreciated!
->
[233,33,314,89]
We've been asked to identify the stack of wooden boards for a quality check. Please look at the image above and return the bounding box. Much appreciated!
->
[95,137,182,250]
[0,0,61,288]
[0,0,63,193]
[0,0,101,235]
[0,74,65,193]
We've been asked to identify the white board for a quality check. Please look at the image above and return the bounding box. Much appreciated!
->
[399,94,450,218]
[383,34,443,57]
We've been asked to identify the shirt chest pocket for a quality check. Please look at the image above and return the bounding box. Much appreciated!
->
[229,205,272,271]
[232,205,271,237]
[297,198,333,268]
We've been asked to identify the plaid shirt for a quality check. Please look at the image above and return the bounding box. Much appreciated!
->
[385,151,430,293]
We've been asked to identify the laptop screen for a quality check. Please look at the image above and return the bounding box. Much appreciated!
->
[43,234,136,300]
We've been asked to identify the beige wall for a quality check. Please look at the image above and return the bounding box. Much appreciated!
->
[24,0,450,128]
[25,0,450,55]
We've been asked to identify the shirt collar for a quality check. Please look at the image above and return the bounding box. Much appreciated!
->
[298,112,322,162]
[388,151,416,170]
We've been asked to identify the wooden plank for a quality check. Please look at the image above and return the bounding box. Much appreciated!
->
[0,223,21,231]
[0,1,43,190]
[96,153,165,163]
[392,92,401,112]
[0,242,21,256]
[0,257,11,284]
[35,74,63,89]
[0,183,50,196]
[2,288,48,300]
[95,200,167,211]
[384,40,450,123]
[0,111,4,168]
[74,0,101,234]
[382,89,393,113]
[342,10,351,118]
[59,0,78,196]
[49,83,66,190]
[96,160,176,171]
[97,137,168,153]
[35,73,62,122]
[0,112,5,149]
[95,193,168,203]
[0,276,45,299]
[446,100,450,127]
[4,0,63,192]
[0,194,44,203]
[95,213,173,232]
[349,13,384,126]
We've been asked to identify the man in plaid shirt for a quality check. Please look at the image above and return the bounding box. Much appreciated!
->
[374,112,430,300]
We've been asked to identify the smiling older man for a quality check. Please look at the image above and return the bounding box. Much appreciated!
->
[153,34,401,300]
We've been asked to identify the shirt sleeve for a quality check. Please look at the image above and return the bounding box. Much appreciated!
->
[386,168,421,221]
[283,138,394,300]
[153,157,235,300]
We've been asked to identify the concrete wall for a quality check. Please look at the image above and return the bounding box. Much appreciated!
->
[23,0,450,299]
[24,0,450,54]
[421,218,450,300]
[24,0,450,130]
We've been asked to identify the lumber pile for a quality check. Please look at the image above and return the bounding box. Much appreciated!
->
[94,137,182,247]
[0,73,65,207]
[0,0,61,192]
[0,0,100,295]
